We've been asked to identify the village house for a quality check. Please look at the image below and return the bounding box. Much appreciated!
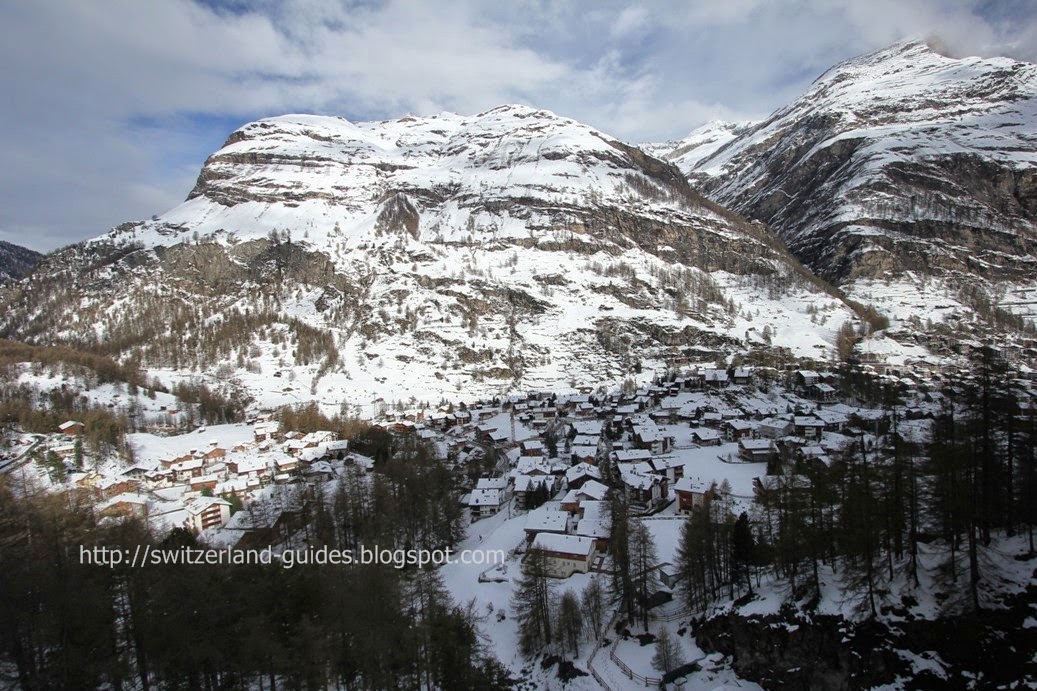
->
[253,420,280,442]
[793,416,825,440]
[520,439,545,457]
[725,419,754,442]
[619,468,669,513]
[189,475,220,493]
[674,477,716,514]
[753,473,813,503]
[756,417,793,439]
[574,518,610,553]
[612,448,654,464]
[691,427,723,446]
[527,533,596,578]
[58,420,84,436]
[649,456,685,483]
[631,421,672,455]
[565,462,602,489]
[513,474,552,510]
[523,508,570,543]
[467,487,505,519]
[98,492,150,520]
[739,438,775,463]
[184,496,233,532]
[559,479,610,513]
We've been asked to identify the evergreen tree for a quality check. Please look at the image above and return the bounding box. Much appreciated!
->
[512,550,554,657]
[629,519,659,629]
[556,590,583,657]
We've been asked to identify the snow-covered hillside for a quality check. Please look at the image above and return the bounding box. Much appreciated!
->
[665,40,1037,328]
[1,106,856,413]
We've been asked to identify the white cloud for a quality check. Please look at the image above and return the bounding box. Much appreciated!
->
[0,0,1033,251]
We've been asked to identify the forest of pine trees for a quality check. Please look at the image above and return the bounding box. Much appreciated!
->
[675,347,1037,617]
[0,438,508,690]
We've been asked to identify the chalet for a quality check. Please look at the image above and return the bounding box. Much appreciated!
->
[565,462,602,489]
[467,488,505,519]
[520,439,545,457]
[476,476,510,493]
[572,420,604,436]
[121,465,150,480]
[515,456,552,476]
[58,420,84,436]
[189,475,220,493]
[793,416,825,440]
[275,457,300,474]
[227,457,268,478]
[649,456,685,482]
[514,474,552,510]
[302,460,335,481]
[571,434,600,448]
[523,508,569,543]
[203,446,227,461]
[796,370,820,388]
[98,493,149,519]
[253,421,280,441]
[574,518,610,552]
[674,477,715,514]
[51,443,76,458]
[184,496,233,532]
[731,368,753,386]
[725,419,754,441]
[574,402,596,418]
[657,562,680,590]
[699,412,723,427]
[631,422,671,455]
[739,438,774,463]
[691,427,722,446]
[620,469,668,512]
[703,369,729,387]
[814,409,849,432]
[559,479,610,513]
[757,417,793,439]
[170,458,205,481]
[570,445,599,464]
[528,533,596,578]
[612,448,653,464]
[809,382,838,401]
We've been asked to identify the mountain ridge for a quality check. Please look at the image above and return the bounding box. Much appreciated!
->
[2,106,852,410]
[657,40,1037,327]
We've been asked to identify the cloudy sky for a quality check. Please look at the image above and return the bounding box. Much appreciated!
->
[1,0,1034,252]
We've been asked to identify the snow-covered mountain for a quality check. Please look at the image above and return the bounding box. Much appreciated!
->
[665,41,1037,327]
[0,106,853,411]
[0,240,42,282]
[643,120,756,175]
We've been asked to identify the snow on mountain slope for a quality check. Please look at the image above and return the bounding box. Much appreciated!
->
[643,120,756,177]
[679,41,1037,327]
[0,106,855,412]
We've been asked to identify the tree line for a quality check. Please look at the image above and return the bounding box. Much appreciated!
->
[673,346,1037,617]
[0,443,508,689]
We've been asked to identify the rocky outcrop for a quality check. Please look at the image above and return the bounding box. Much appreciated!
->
[662,40,1037,326]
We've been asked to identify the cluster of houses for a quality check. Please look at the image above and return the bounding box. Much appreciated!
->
[55,417,364,537]
[435,365,913,578]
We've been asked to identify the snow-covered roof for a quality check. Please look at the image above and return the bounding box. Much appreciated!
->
[531,533,595,557]
[524,509,568,534]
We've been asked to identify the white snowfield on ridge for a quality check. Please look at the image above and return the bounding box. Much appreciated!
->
[114,104,735,252]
